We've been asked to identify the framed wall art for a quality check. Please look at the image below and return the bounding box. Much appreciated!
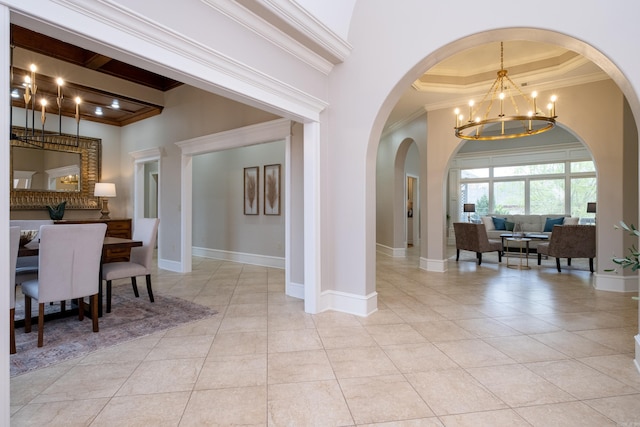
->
[264,163,281,215]
[244,166,259,215]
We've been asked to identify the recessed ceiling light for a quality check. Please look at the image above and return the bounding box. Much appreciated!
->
[95,106,103,116]
[11,88,19,98]
[111,99,120,109]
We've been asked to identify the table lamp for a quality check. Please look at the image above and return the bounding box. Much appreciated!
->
[94,182,116,219]
[463,203,475,223]
[586,202,596,224]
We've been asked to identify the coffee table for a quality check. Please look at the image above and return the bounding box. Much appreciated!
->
[505,237,532,269]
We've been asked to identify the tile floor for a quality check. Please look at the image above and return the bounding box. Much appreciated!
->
[9,248,640,426]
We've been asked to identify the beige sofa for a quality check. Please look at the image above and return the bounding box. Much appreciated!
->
[481,214,579,250]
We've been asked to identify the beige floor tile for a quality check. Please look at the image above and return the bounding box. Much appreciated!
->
[209,330,267,357]
[434,339,515,368]
[267,328,323,353]
[584,394,640,425]
[381,342,458,372]
[116,358,204,396]
[145,335,214,361]
[32,362,139,403]
[466,364,575,407]
[326,346,400,379]
[181,386,267,426]
[268,381,353,426]
[162,316,222,338]
[406,369,508,416]
[10,398,109,426]
[574,327,638,353]
[453,318,520,338]
[411,320,476,342]
[218,314,268,333]
[531,330,619,358]
[516,401,617,426]
[356,418,444,426]
[312,311,363,329]
[439,409,531,427]
[196,354,267,389]
[493,315,562,334]
[317,326,378,349]
[267,310,315,330]
[484,335,569,363]
[525,359,638,399]
[339,374,434,424]
[267,349,335,384]
[91,392,190,426]
[578,354,640,390]
[364,323,427,346]
[10,362,75,406]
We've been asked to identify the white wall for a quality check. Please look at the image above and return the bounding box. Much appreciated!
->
[192,141,285,259]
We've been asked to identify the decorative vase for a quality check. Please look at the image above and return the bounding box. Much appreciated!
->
[46,201,66,220]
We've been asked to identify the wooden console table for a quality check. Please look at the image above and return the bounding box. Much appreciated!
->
[55,218,132,263]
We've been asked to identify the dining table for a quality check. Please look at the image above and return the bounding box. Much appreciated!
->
[17,236,143,318]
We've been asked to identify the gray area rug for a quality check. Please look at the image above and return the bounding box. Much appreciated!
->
[11,286,217,377]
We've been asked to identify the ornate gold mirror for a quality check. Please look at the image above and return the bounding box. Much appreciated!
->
[10,127,101,209]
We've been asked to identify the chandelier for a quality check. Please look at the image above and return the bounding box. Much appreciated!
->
[453,42,557,141]
[10,42,82,146]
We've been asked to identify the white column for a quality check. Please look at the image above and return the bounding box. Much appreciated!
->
[303,122,321,313]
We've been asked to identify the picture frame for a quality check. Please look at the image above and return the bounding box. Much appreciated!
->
[243,166,259,215]
[264,164,281,215]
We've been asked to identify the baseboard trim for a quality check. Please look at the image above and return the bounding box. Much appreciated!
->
[594,273,639,292]
[158,258,183,273]
[319,290,378,317]
[192,247,285,269]
[286,281,304,300]
[420,257,448,272]
[376,243,406,257]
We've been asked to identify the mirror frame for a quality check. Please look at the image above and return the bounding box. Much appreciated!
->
[10,127,102,210]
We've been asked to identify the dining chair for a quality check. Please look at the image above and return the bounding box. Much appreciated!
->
[9,226,20,354]
[102,218,159,313]
[10,220,54,277]
[21,223,107,348]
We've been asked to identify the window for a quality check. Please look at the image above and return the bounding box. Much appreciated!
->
[458,160,596,219]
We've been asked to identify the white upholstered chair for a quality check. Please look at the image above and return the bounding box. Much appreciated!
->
[10,220,54,279]
[21,223,107,348]
[102,218,159,313]
[9,226,20,354]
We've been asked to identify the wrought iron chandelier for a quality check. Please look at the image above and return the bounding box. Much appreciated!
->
[453,42,557,141]
[10,42,82,147]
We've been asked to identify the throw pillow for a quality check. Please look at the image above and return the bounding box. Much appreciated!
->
[505,221,515,231]
[482,216,495,231]
[563,217,579,225]
[492,216,508,230]
[544,216,565,232]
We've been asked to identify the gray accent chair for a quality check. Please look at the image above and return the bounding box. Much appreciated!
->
[453,222,503,265]
[536,225,596,272]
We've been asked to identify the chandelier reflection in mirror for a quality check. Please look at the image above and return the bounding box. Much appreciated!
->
[10,44,82,147]
[453,42,558,141]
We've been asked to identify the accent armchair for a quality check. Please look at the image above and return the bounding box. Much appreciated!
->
[536,225,596,272]
[453,222,503,265]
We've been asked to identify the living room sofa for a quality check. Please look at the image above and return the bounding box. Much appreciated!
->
[481,214,579,250]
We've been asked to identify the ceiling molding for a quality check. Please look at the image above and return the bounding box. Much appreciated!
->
[201,0,342,75]
[47,0,327,120]
[234,0,351,63]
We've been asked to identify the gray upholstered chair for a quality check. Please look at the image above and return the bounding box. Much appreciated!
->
[21,223,107,348]
[102,218,159,313]
[9,226,20,354]
[537,224,596,272]
[453,222,503,265]
[10,220,54,277]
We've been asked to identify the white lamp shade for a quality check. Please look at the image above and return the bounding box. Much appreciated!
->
[94,182,116,197]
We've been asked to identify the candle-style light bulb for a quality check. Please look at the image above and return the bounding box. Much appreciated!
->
[29,64,37,95]
[550,95,557,117]
[531,91,538,115]
[56,78,64,107]
[468,100,474,123]
[499,92,505,116]
[23,75,31,102]
[75,96,82,123]
[454,108,460,127]
[40,98,47,125]
[527,111,533,131]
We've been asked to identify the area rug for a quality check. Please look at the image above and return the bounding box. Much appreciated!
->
[10,287,217,377]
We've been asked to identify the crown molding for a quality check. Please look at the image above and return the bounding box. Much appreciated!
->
[233,0,351,63]
[39,0,328,120]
